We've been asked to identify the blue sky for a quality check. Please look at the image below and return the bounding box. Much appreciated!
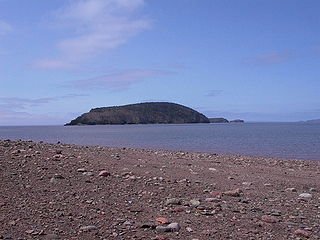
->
[0,0,319,125]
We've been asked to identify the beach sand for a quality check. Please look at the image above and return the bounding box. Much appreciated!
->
[0,139,319,239]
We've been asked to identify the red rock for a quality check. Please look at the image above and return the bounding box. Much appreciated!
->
[197,206,206,210]
[261,215,279,223]
[98,170,111,177]
[210,191,222,197]
[294,229,310,238]
[171,207,184,212]
[155,217,170,224]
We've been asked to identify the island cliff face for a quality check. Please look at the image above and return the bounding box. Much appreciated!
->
[65,102,210,125]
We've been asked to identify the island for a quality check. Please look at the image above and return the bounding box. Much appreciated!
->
[305,119,320,123]
[209,118,229,123]
[230,119,244,123]
[65,102,210,125]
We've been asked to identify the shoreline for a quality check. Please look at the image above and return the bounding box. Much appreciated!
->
[1,137,319,163]
[1,139,319,239]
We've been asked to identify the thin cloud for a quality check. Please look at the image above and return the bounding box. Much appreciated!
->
[245,51,293,65]
[0,108,73,126]
[32,0,150,70]
[0,20,12,36]
[206,90,223,97]
[69,69,174,91]
[0,94,86,110]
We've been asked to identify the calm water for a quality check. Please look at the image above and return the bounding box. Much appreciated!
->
[0,123,319,161]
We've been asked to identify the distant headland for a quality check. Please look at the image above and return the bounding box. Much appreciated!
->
[65,102,210,125]
[209,118,245,123]
[304,119,320,123]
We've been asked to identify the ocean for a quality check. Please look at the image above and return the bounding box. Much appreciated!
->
[0,122,319,161]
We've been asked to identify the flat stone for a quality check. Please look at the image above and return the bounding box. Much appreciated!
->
[189,199,200,207]
[242,182,252,186]
[223,188,242,197]
[53,174,64,179]
[83,172,93,176]
[167,222,180,232]
[165,198,181,205]
[80,225,98,231]
[299,193,312,198]
[156,217,170,224]
[294,229,310,238]
[156,226,169,233]
[205,198,220,202]
[156,222,180,232]
[98,170,110,177]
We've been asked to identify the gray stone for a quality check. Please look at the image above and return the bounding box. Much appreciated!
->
[167,222,180,232]
[156,222,180,232]
[242,182,252,186]
[165,198,181,205]
[299,193,312,198]
[80,225,98,231]
[189,199,200,206]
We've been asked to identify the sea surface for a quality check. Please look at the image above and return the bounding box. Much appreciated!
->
[0,122,319,161]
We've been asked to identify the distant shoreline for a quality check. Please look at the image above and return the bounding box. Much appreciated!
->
[0,122,319,161]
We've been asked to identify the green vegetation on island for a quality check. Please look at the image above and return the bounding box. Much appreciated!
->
[65,102,210,125]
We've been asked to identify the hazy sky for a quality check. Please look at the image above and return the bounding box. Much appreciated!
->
[1,0,319,125]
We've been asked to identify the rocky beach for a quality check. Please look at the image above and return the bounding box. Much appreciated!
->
[0,139,319,239]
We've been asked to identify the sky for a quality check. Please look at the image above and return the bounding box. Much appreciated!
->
[0,0,320,125]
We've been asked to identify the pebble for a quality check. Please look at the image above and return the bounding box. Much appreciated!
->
[156,222,180,232]
[242,182,252,186]
[165,198,181,205]
[167,222,180,232]
[210,191,222,197]
[285,188,297,192]
[186,227,193,232]
[223,188,242,197]
[98,170,111,177]
[123,221,132,226]
[261,215,279,223]
[80,225,98,231]
[294,229,310,238]
[264,183,273,187]
[53,174,64,179]
[83,172,94,176]
[205,198,220,202]
[77,168,87,173]
[189,199,200,207]
[156,217,170,224]
[298,193,312,198]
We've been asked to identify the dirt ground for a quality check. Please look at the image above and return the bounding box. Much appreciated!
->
[0,139,319,239]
